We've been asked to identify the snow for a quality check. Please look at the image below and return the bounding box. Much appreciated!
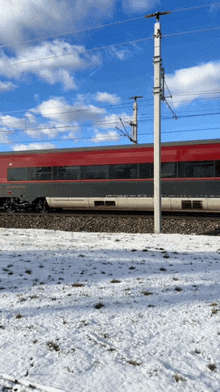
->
[0,228,220,391]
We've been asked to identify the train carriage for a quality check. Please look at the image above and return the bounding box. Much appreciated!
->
[1,138,220,212]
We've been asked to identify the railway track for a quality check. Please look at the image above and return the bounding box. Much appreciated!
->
[0,208,219,235]
[0,209,220,220]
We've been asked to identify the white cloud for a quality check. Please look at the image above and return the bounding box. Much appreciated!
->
[0,127,12,144]
[0,41,101,90]
[0,95,133,149]
[0,0,115,46]
[25,112,36,124]
[0,115,26,129]
[0,0,160,50]
[91,130,120,143]
[62,131,80,140]
[12,143,55,151]
[123,0,159,12]
[95,92,121,104]
[24,119,80,140]
[108,47,130,60]
[39,121,80,139]
[24,96,106,139]
[165,61,220,107]
[32,97,106,123]
[96,113,132,130]
[0,81,17,92]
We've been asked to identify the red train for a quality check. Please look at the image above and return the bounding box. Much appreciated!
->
[1,138,220,212]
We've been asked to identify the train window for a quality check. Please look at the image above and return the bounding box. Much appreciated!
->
[109,164,138,179]
[29,167,52,181]
[139,163,153,178]
[83,165,108,179]
[161,162,177,178]
[54,166,80,180]
[7,167,27,181]
[185,161,215,178]
[177,162,185,178]
[216,161,220,176]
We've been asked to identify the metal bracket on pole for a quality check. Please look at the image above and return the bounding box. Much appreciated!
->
[145,10,171,234]
[129,96,143,144]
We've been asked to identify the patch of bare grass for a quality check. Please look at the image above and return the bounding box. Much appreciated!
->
[94,302,104,309]
[46,341,60,352]
[29,295,39,300]
[127,360,141,366]
[141,291,153,296]
[175,287,183,292]
[208,364,217,371]
[72,283,85,287]
[15,314,23,319]
[211,308,220,315]
[174,374,186,382]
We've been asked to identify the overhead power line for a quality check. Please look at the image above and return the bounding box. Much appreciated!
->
[164,26,220,38]
[0,37,153,70]
[0,109,219,136]
[0,23,219,71]
[169,89,220,97]
[0,88,219,119]
[0,16,145,51]
[0,100,220,126]
[0,2,219,51]
[0,133,127,146]
[2,123,220,147]
[172,2,220,13]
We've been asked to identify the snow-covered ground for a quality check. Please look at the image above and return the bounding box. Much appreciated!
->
[0,229,220,392]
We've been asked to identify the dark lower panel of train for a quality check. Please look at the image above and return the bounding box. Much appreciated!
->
[1,179,220,203]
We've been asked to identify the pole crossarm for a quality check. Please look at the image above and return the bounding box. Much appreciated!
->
[145,11,171,21]
[129,96,143,101]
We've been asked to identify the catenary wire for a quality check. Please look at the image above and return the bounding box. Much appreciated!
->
[0,16,146,51]
[0,106,220,130]
[1,24,220,70]
[0,111,219,137]
[1,23,220,70]
[171,2,220,13]
[163,26,220,38]
[1,124,220,146]
[0,2,219,51]
[0,87,219,120]
[0,37,153,70]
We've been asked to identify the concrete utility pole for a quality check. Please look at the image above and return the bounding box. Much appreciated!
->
[129,96,143,144]
[145,11,171,234]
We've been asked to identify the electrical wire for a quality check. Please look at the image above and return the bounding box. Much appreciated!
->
[163,26,220,38]
[0,105,220,130]
[0,16,146,51]
[0,133,127,146]
[0,36,153,70]
[0,101,152,121]
[140,126,220,137]
[0,23,219,73]
[0,87,219,120]
[0,2,219,52]
[1,123,220,147]
[171,2,220,13]
[169,90,220,97]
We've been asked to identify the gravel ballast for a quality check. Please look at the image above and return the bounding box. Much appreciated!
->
[0,214,219,236]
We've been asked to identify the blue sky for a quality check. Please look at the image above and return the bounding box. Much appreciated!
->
[0,0,219,151]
